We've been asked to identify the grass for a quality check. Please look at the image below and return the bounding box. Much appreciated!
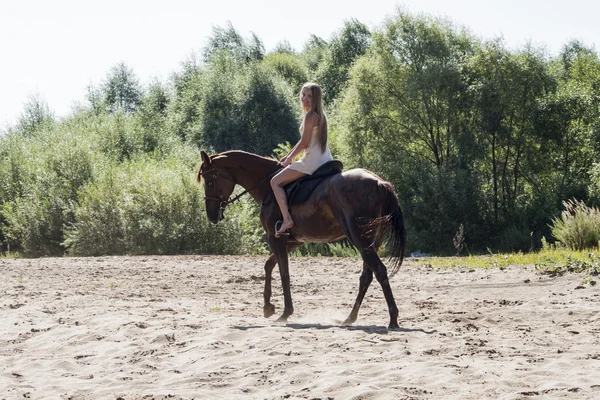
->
[416,247,599,286]
[0,251,21,258]
[419,248,580,269]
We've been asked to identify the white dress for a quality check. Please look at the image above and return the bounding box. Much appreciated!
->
[288,126,333,175]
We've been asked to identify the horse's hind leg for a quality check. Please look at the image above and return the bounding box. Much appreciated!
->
[339,215,399,329]
[342,262,373,326]
[263,241,303,319]
[362,247,399,329]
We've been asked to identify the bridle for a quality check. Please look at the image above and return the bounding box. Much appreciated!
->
[200,167,242,214]
[199,164,283,214]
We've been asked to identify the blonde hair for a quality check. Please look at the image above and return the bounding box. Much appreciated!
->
[299,82,328,152]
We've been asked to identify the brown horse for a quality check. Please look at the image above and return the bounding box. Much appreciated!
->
[197,150,406,329]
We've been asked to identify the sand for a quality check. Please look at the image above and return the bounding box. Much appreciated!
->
[1,255,599,399]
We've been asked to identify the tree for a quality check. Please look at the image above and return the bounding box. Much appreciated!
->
[198,56,298,155]
[300,34,328,74]
[87,62,143,114]
[16,93,54,136]
[104,63,143,113]
[315,19,371,102]
[335,11,480,253]
[135,80,171,153]
[167,53,205,141]
[203,22,265,64]
[261,52,308,91]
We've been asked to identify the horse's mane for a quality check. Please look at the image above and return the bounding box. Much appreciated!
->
[197,150,280,183]
[213,150,279,165]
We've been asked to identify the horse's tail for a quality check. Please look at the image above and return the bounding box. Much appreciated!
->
[382,181,406,277]
[362,181,406,277]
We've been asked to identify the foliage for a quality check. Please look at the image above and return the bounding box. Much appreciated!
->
[550,199,600,250]
[315,19,371,102]
[3,11,600,258]
[203,22,265,64]
[63,154,262,256]
[420,247,599,287]
[261,52,308,91]
[293,241,358,257]
[300,34,329,74]
[15,93,55,136]
[134,80,172,154]
[87,62,143,114]
[194,56,299,155]
[421,246,593,270]
[0,128,97,256]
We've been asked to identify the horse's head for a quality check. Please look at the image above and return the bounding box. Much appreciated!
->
[198,150,236,224]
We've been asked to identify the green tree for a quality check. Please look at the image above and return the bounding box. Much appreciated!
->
[300,34,328,74]
[315,18,371,102]
[470,42,556,225]
[87,62,143,114]
[203,22,264,64]
[16,93,54,136]
[166,53,205,142]
[135,80,171,154]
[198,55,298,155]
[261,52,308,91]
[335,10,479,252]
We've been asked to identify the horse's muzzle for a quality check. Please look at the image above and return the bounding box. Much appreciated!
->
[208,209,225,224]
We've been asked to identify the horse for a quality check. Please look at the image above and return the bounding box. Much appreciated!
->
[197,150,406,329]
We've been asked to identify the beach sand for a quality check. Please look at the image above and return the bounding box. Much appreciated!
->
[1,255,599,399]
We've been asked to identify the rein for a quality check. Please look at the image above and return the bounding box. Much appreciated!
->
[200,164,282,212]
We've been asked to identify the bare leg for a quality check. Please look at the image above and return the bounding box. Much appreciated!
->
[270,167,307,235]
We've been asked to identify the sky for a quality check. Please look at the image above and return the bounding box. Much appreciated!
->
[1,0,599,130]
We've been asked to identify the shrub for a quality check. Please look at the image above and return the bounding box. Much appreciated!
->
[63,153,266,256]
[2,194,67,256]
[0,128,98,256]
[551,199,600,250]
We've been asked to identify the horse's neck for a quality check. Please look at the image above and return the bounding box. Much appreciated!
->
[223,152,279,202]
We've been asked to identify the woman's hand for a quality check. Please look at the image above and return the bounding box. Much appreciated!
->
[281,156,293,167]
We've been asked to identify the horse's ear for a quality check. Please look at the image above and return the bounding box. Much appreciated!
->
[197,150,211,184]
[200,150,211,166]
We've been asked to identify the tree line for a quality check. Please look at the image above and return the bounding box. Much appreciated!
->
[1,9,599,257]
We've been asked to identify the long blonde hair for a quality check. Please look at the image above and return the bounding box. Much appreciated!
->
[300,82,328,152]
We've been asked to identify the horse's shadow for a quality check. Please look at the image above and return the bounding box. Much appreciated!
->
[232,323,437,335]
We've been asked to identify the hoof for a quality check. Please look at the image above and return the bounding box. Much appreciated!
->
[264,304,276,318]
[388,322,400,331]
[341,317,355,326]
[276,315,289,323]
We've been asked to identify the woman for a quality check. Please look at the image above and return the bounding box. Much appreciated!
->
[270,82,333,237]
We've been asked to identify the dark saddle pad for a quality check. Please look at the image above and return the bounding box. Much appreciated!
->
[284,160,343,206]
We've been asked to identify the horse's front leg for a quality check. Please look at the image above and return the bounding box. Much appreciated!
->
[263,242,303,318]
[263,254,277,318]
[268,236,294,322]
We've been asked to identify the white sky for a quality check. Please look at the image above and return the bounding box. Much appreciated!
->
[1,0,599,130]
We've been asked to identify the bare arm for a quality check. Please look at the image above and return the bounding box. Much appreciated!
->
[282,113,317,166]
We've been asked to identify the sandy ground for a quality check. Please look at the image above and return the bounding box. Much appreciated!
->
[1,255,599,400]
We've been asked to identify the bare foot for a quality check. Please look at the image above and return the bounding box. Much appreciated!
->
[275,219,295,237]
